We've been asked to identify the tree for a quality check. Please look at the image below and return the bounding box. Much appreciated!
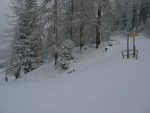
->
[96,5,101,48]
[38,0,113,70]
[139,0,150,24]
[7,0,43,78]
[94,0,112,48]
[59,39,74,70]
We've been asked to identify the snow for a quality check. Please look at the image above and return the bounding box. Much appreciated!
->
[0,35,150,113]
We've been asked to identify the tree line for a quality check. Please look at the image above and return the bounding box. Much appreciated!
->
[6,0,150,79]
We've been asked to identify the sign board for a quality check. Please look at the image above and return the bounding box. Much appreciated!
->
[129,33,139,37]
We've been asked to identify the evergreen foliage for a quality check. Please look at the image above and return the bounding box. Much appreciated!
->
[59,39,74,70]
[7,0,43,78]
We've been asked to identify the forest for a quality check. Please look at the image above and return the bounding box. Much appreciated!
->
[0,1,150,113]
[6,0,150,78]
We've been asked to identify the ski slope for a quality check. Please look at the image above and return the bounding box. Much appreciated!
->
[0,35,150,113]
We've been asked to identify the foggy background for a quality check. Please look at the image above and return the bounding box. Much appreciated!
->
[0,0,11,66]
[0,1,10,36]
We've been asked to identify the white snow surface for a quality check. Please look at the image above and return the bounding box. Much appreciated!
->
[0,35,150,113]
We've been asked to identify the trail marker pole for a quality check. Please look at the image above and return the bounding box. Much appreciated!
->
[122,32,139,59]
[127,34,130,58]
[133,35,136,58]
[129,32,139,58]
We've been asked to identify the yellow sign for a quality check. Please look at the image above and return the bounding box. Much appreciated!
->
[129,33,139,37]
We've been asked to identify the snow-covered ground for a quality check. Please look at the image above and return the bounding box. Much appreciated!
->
[0,35,150,113]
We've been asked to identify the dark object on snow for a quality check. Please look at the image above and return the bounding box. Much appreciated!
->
[68,69,75,74]
[108,44,113,47]
[55,52,58,66]
[5,77,8,82]
[80,40,84,50]
[15,65,21,79]
[15,72,20,79]
[105,48,108,52]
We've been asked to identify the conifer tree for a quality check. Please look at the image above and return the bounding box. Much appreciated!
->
[7,0,43,78]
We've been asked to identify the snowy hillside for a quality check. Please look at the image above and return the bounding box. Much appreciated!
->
[0,35,150,113]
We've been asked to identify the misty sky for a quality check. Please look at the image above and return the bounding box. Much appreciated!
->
[0,0,10,38]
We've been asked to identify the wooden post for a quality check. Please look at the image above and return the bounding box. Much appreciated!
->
[127,34,130,59]
[133,36,136,58]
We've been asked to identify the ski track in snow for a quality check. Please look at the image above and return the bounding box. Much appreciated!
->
[0,35,150,113]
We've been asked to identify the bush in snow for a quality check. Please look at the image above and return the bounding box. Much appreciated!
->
[59,39,74,70]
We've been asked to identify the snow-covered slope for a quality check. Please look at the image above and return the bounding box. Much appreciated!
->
[0,35,150,113]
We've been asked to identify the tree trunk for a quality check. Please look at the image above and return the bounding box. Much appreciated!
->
[54,0,58,46]
[96,7,101,49]
[70,0,73,39]
[80,0,84,50]
[80,21,84,50]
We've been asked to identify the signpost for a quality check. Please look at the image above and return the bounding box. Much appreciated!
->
[122,32,139,59]
[129,33,139,58]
